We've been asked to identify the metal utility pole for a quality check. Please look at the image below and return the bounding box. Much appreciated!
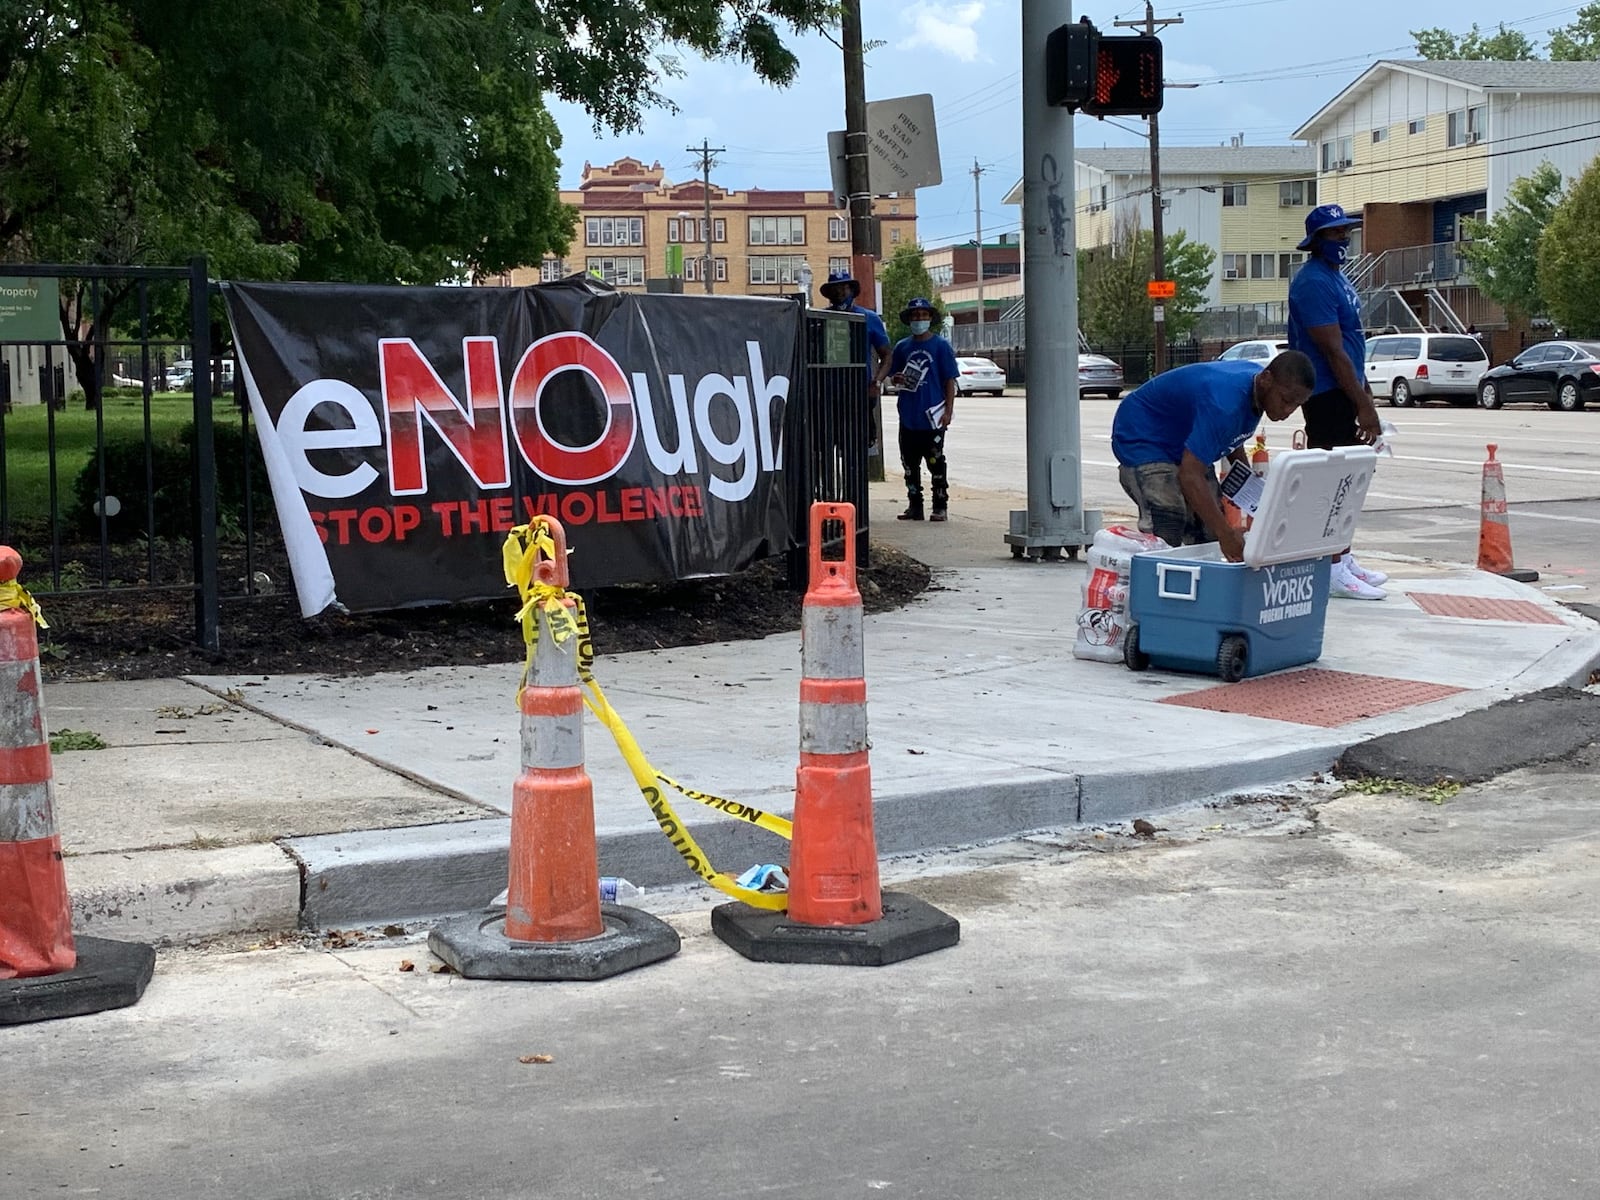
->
[972,159,985,330]
[687,139,723,293]
[1005,0,1100,563]
[842,1,877,303]
[1114,2,1182,375]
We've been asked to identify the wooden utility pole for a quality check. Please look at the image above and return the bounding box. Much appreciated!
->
[973,159,985,330]
[687,139,723,294]
[842,1,876,304]
[1114,3,1182,375]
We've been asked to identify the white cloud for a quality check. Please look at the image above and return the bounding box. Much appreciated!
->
[901,2,988,63]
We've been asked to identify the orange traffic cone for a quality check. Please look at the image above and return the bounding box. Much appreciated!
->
[1,546,154,1025]
[0,548,74,980]
[429,518,678,980]
[711,503,959,966]
[1477,444,1540,583]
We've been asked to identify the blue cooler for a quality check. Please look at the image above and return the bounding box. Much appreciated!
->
[1124,447,1378,681]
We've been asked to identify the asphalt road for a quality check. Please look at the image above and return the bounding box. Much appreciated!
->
[946,392,1600,596]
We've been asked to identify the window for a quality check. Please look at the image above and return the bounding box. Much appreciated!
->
[1221,183,1247,207]
[747,254,808,285]
[1278,179,1316,207]
[1222,253,1248,280]
[685,256,727,283]
[539,258,566,282]
[749,215,805,245]
[1390,337,1422,361]
[1089,184,1109,213]
[1456,208,1487,242]
[1544,344,1576,363]
[982,261,1013,280]
[1366,337,1396,363]
[585,217,643,247]
[585,256,645,287]
[667,218,681,242]
[928,263,954,286]
[828,256,851,275]
[828,216,849,242]
[1320,137,1353,171]
[890,226,901,244]
[1249,253,1276,279]
[1371,127,1388,143]
[1408,117,1426,135]
[1278,252,1305,277]
[1430,336,1486,363]
[714,218,726,243]
[890,204,900,215]
[1448,105,1486,147]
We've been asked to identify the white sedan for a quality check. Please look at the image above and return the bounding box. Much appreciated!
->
[955,356,1007,396]
[1217,339,1289,363]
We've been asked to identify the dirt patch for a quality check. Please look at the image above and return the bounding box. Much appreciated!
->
[32,542,932,683]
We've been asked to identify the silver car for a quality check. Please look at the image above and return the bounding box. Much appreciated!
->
[1078,353,1124,397]
[1218,340,1289,363]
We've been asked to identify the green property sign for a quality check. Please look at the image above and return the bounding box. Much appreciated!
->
[0,276,60,342]
[664,244,684,277]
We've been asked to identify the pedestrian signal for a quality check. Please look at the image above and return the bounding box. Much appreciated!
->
[1046,21,1164,118]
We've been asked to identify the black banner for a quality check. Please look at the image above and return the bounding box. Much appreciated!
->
[224,279,801,616]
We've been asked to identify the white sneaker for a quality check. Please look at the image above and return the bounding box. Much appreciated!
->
[1330,563,1387,600]
[1346,556,1389,587]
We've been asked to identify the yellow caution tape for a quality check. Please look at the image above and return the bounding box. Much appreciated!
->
[0,580,47,628]
[503,522,792,910]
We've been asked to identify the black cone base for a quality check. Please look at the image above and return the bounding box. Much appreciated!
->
[711,890,959,966]
[0,936,156,1026]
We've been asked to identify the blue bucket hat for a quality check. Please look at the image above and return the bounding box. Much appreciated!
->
[820,268,859,300]
[1298,203,1363,251]
[900,296,940,323]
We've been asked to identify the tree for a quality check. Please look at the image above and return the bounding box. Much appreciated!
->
[1549,3,1600,59]
[1460,163,1564,320]
[0,0,839,405]
[1077,216,1214,345]
[879,242,939,339]
[1411,23,1538,60]
[1537,158,1600,337]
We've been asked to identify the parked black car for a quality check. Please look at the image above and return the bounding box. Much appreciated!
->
[1478,340,1600,411]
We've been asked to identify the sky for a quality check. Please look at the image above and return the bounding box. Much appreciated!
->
[541,1,1592,252]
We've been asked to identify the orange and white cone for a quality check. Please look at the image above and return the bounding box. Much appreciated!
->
[1477,444,1537,581]
[503,520,604,944]
[0,546,75,980]
[789,502,882,926]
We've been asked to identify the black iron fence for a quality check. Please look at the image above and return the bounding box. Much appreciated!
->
[0,266,867,649]
[785,308,871,587]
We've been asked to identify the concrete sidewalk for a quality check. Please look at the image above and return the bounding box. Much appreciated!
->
[47,484,1600,943]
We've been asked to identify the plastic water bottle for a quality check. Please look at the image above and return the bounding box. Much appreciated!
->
[599,877,643,904]
[490,877,644,908]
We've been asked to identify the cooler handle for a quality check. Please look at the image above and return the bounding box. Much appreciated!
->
[1156,562,1201,601]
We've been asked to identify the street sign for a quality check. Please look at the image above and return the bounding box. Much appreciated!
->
[1147,280,1176,299]
[664,244,684,276]
[828,92,944,197]
[0,277,59,342]
[1152,305,1166,322]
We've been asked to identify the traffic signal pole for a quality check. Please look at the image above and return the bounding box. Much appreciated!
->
[1006,0,1100,563]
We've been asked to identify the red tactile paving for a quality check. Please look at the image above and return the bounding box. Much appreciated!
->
[1405,592,1565,626]
[1158,669,1465,728]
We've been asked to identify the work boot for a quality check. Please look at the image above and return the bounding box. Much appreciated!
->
[897,502,924,521]
[929,510,948,523]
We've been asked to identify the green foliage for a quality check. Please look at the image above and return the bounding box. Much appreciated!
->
[1461,163,1563,320]
[69,417,275,543]
[1078,217,1214,344]
[1340,776,1463,805]
[50,729,107,752]
[1411,23,1538,59]
[878,243,940,338]
[1549,3,1600,59]
[1537,157,1600,337]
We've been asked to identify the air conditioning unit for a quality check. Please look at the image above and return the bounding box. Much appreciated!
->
[1466,131,1482,144]
[1337,159,1353,170]
[1280,197,1298,206]
[1224,268,1243,279]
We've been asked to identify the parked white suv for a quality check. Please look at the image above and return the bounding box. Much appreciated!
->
[1365,332,1488,407]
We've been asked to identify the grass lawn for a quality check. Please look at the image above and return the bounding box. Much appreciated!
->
[1,390,232,529]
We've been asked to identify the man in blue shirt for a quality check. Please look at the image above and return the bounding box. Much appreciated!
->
[819,268,891,390]
[881,297,959,522]
[1111,352,1315,561]
[1288,203,1388,599]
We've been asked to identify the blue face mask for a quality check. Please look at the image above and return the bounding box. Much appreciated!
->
[909,319,932,335]
[1316,238,1351,266]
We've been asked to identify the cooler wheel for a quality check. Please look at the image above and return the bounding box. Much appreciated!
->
[1216,634,1248,683]
[1123,623,1149,671]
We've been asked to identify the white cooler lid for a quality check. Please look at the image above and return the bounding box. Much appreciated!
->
[1242,446,1378,567]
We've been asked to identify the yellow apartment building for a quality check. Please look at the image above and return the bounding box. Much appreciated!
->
[494,157,917,297]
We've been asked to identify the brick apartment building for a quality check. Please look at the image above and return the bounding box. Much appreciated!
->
[495,157,918,297]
